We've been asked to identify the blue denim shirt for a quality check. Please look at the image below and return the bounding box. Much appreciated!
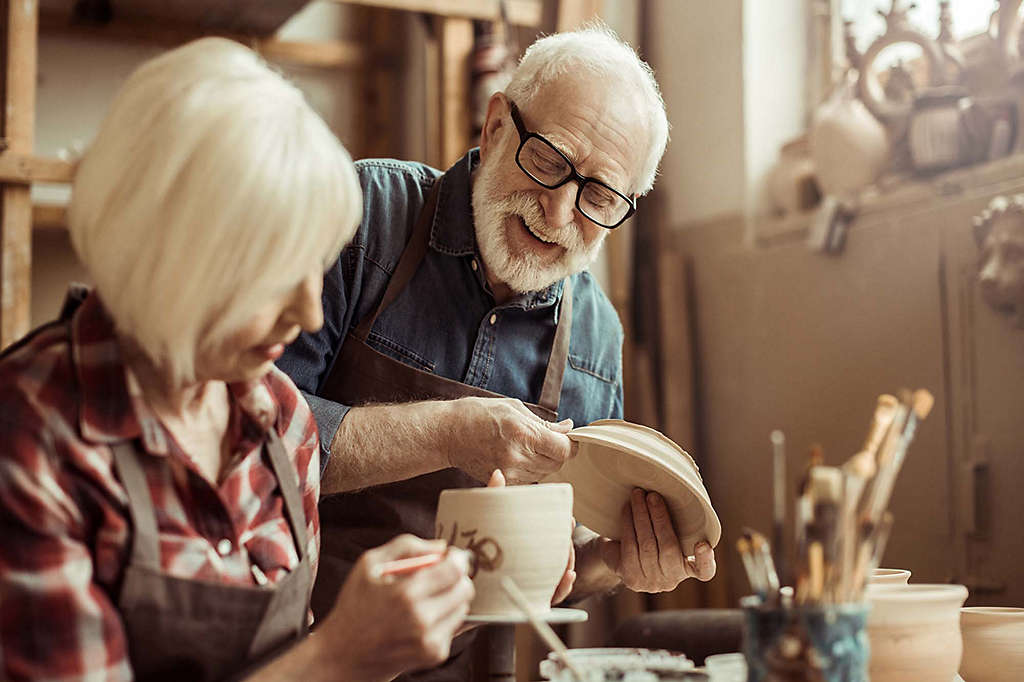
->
[278,150,624,468]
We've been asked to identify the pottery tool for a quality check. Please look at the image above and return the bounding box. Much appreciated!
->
[751,530,781,594]
[372,548,448,579]
[737,535,765,596]
[500,576,585,682]
[771,430,787,586]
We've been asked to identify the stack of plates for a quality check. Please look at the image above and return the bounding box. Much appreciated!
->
[544,419,721,555]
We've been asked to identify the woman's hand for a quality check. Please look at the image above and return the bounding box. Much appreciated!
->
[319,534,474,681]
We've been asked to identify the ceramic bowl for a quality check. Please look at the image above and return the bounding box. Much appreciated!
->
[435,483,572,616]
[867,583,968,682]
[539,648,695,682]
[544,419,721,555]
[869,568,912,585]
[960,606,1024,682]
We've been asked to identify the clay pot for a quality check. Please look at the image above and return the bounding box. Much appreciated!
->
[810,86,890,197]
[435,483,572,616]
[869,568,912,585]
[866,583,968,682]
[767,137,821,215]
[960,607,1024,682]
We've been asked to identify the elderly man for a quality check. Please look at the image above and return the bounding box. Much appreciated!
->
[279,25,716,679]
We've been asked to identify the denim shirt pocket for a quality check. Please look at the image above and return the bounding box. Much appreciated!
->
[564,353,619,422]
[367,331,437,373]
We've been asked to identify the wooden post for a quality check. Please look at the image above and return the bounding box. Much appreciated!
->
[436,15,472,169]
[0,0,37,348]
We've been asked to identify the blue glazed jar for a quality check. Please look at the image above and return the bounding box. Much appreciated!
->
[741,596,869,682]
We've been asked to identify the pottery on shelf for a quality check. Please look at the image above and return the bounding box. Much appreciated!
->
[869,567,911,585]
[435,483,572,617]
[542,419,721,556]
[960,606,1024,682]
[866,583,968,682]
[810,82,890,197]
[766,136,821,215]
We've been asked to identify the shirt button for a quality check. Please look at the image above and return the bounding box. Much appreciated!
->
[489,314,497,325]
[471,259,478,271]
[216,538,233,556]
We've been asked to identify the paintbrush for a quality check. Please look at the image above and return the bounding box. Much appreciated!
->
[863,390,934,525]
[771,430,787,587]
[500,576,586,682]
[808,466,843,603]
[372,546,451,579]
[750,530,781,594]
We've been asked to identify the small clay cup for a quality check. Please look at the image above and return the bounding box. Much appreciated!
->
[869,568,912,585]
[435,483,572,616]
[867,583,968,682]
[960,607,1024,682]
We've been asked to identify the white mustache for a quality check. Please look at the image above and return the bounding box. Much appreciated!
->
[498,192,585,251]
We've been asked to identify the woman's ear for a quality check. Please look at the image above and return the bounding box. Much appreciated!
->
[479,92,510,161]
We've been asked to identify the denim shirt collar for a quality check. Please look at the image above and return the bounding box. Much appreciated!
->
[428,148,564,311]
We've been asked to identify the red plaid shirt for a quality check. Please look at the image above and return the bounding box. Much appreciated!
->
[0,293,320,681]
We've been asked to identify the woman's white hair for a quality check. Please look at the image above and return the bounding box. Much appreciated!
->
[504,23,669,196]
[69,37,360,386]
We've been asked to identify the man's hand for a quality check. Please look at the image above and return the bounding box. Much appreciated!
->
[598,489,715,593]
[485,469,576,604]
[445,397,574,484]
[319,535,475,680]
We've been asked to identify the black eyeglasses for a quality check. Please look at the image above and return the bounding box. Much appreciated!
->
[509,101,636,229]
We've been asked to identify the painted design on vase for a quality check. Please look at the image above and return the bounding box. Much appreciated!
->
[436,521,504,578]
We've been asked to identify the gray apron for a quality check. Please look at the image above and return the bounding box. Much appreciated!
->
[112,430,312,681]
[1,289,313,681]
[312,182,572,681]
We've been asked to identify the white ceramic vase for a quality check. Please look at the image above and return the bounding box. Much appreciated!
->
[435,483,572,616]
[867,583,968,682]
[810,86,890,197]
[960,607,1024,682]
[869,568,912,585]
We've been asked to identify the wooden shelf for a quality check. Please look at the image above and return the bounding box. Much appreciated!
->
[332,0,543,26]
[40,0,310,38]
[38,11,388,70]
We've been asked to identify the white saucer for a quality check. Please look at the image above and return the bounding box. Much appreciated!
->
[464,607,589,624]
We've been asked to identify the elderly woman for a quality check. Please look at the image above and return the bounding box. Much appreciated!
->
[0,38,472,682]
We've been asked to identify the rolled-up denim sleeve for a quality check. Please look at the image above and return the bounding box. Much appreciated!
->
[278,254,354,474]
[301,391,351,474]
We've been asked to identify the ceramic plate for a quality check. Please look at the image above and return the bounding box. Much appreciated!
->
[463,607,589,624]
[543,419,721,554]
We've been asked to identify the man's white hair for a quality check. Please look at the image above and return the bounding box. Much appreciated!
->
[69,37,361,386]
[504,23,669,196]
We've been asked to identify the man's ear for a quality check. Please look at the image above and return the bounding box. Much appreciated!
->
[479,92,510,161]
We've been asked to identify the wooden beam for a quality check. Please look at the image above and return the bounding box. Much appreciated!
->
[1,0,37,348]
[0,152,74,184]
[332,0,542,26]
[38,12,388,70]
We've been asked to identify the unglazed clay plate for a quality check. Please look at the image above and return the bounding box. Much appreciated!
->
[543,419,721,554]
[464,607,589,624]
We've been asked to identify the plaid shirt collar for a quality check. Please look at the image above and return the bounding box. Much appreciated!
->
[70,293,279,455]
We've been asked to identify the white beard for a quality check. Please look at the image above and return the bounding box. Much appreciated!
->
[471,157,606,294]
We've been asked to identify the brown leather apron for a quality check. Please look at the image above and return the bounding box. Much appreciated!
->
[312,183,572,680]
[112,430,312,681]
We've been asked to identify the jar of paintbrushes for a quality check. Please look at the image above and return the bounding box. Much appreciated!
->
[736,389,934,682]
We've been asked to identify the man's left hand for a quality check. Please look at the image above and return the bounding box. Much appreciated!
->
[599,488,716,592]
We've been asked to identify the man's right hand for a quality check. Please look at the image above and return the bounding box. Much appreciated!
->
[320,535,474,681]
[444,396,574,484]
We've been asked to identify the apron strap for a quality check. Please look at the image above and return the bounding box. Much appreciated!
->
[111,441,162,571]
[353,182,442,342]
[538,278,572,414]
[264,430,309,560]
